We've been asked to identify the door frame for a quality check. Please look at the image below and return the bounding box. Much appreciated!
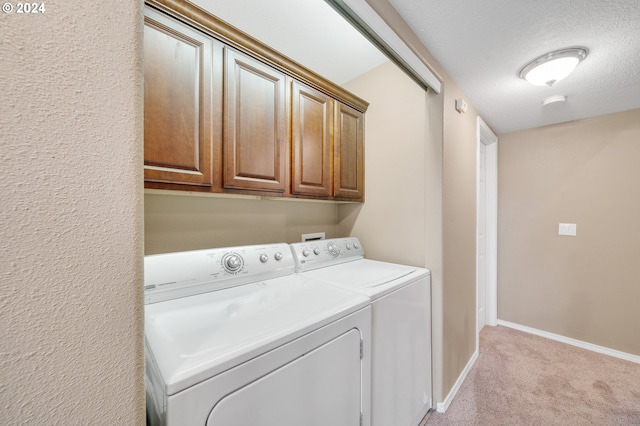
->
[476,117,498,344]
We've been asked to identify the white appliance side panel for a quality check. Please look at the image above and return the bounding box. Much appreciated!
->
[372,277,432,426]
[165,306,372,426]
[207,329,362,426]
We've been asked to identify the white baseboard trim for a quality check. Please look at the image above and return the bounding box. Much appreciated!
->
[497,320,640,365]
[436,348,478,413]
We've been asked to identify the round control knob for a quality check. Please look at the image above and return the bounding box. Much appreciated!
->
[302,249,310,257]
[313,248,320,255]
[327,241,340,257]
[354,242,360,249]
[222,253,243,273]
[259,254,269,263]
[274,252,283,261]
[346,243,352,250]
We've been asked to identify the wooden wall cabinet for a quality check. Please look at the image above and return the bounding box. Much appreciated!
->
[223,48,288,193]
[291,81,333,197]
[143,1,368,202]
[143,8,215,189]
[334,103,365,201]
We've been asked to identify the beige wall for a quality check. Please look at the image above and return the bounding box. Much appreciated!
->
[498,109,640,356]
[338,61,429,268]
[441,80,481,393]
[145,192,339,254]
[1,1,145,424]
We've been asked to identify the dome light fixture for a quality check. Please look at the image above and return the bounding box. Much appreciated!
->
[519,47,588,87]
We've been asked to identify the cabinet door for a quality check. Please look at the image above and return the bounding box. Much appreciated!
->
[334,103,364,201]
[291,81,333,197]
[224,48,288,193]
[143,8,215,188]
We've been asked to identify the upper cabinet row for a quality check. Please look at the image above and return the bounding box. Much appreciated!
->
[143,2,367,201]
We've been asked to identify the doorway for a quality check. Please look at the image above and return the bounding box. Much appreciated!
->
[476,117,498,338]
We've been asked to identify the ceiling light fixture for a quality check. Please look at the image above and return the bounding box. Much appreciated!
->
[519,47,588,87]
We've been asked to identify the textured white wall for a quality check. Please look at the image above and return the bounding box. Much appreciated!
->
[1,2,145,423]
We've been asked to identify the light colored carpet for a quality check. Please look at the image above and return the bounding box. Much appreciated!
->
[425,325,640,425]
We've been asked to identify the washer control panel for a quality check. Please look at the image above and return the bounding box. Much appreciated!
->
[144,243,293,304]
[290,237,364,271]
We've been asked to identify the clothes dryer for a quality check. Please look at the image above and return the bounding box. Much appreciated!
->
[144,243,371,426]
[290,237,431,426]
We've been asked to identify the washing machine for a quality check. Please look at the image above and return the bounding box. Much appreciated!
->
[290,237,432,426]
[144,242,372,426]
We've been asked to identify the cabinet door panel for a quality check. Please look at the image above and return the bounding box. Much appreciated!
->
[334,103,364,201]
[143,8,213,187]
[224,48,287,192]
[291,82,332,197]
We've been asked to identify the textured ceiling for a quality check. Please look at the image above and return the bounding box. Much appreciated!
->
[191,0,640,134]
[387,0,640,133]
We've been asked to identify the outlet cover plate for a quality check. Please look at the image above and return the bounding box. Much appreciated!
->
[558,223,577,236]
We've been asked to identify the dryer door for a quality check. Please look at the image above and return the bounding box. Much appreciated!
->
[207,328,362,426]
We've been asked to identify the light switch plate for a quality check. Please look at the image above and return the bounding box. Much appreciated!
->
[558,223,577,236]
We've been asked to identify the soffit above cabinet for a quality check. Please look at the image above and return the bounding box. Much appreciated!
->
[189,0,388,87]
[147,0,369,113]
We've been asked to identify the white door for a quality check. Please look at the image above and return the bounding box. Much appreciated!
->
[476,117,498,338]
[477,142,487,332]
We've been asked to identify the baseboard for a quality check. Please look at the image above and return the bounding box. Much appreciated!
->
[497,320,640,365]
[436,348,478,413]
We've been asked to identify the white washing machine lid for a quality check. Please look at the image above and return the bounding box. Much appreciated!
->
[301,259,431,299]
[145,274,369,396]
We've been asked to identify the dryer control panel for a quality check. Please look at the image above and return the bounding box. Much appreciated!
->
[290,237,364,272]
